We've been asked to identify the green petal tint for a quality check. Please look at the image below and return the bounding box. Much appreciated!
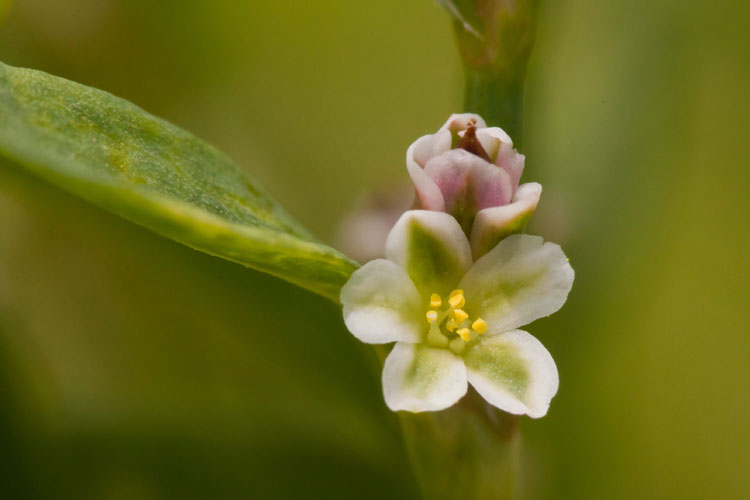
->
[0,62,357,302]
[340,259,422,344]
[382,342,468,412]
[460,234,574,332]
[464,330,558,418]
[386,210,472,298]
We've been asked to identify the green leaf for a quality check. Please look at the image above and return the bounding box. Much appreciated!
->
[0,61,358,302]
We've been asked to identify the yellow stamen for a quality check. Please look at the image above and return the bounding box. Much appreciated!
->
[457,328,471,342]
[426,310,438,323]
[472,318,487,334]
[430,293,442,308]
[448,289,465,309]
[423,289,488,346]
[453,308,468,323]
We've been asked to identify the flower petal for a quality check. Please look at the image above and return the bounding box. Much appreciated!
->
[464,329,558,418]
[423,149,513,216]
[411,129,453,167]
[470,182,542,259]
[382,342,468,412]
[460,234,574,331]
[496,142,525,193]
[386,210,473,297]
[467,154,514,209]
[476,126,512,146]
[475,127,512,161]
[406,131,451,211]
[340,259,422,344]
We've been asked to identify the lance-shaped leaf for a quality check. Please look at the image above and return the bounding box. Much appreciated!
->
[0,62,357,301]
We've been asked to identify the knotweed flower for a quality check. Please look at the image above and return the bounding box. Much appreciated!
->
[340,210,573,416]
[407,113,541,258]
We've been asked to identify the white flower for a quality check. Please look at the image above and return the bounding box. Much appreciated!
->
[340,210,574,417]
[406,113,541,258]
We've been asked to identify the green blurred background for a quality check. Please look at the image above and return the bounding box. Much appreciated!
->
[1,0,748,498]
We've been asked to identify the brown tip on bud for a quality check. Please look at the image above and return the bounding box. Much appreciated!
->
[455,123,491,162]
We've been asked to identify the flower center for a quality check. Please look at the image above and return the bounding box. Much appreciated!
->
[424,289,487,354]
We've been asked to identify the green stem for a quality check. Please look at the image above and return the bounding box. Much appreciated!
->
[447,0,538,144]
[463,69,525,143]
[399,391,520,500]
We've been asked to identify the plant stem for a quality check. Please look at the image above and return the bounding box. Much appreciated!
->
[447,0,538,145]
[399,391,520,500]
[463,69,525,143]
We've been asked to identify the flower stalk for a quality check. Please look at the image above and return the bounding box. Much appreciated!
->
[399,395,520,500]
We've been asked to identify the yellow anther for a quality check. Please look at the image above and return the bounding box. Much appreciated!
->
[472,318,487,334]
[448,289,465,309]
[453,308,468,323]
[457,328,471,342]
[426,310,438,323]
[446,319,457,332]
[430,293,442,308]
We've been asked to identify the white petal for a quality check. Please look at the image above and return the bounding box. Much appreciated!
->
[460,234,574,331]
[470,183,542,259]
[496,142,525,192]
[382,342,468,412]
[386,210,473,297]
[464,330,558,418]
[406,131,451,211]
[340,259,422,344]
[476,126,512,145]
[411,129,452,167]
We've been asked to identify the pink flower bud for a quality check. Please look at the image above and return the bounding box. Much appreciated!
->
[406,114,540,257]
